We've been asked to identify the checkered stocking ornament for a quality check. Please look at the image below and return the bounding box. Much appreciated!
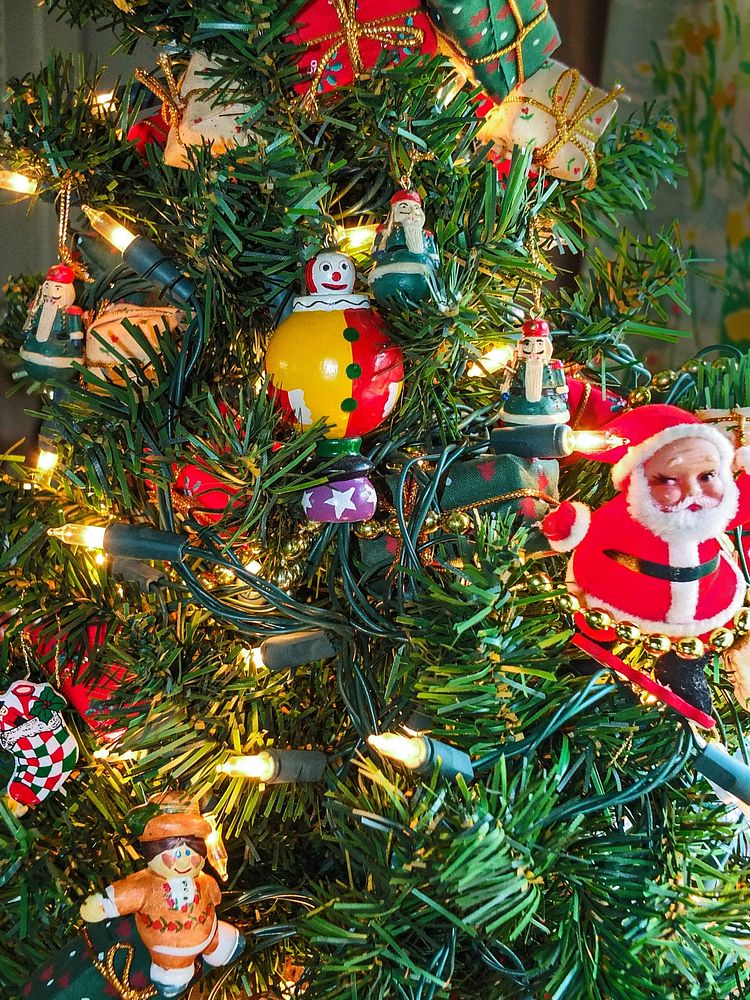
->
[0,680,78,810]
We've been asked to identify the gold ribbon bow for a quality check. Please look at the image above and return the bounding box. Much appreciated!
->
[301,0,424,108]
[82,926,157,1000]
[135,54,185,141]
[504,67,623,189]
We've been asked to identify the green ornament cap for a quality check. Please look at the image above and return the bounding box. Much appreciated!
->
[317,438,362,458]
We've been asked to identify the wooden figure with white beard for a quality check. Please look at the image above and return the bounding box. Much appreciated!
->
[369,190,440,308]
[18,264,84,383]
[498,318,569,426]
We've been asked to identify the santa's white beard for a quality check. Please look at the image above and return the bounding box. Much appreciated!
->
[524,357,544,403]
[401,217,425,254]
[626,465,739,544]
[35,302,60,343]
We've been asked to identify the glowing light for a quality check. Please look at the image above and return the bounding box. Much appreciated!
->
[0,170,38,195]
[36,449,58,473]
[367,733,429,770]
[467,344,514,377]
[94,90,116,111]
[334,224,378,253]
[204,814,229,881]
[245,559,262,575]
[93,746,145,761]
[217,751,277,782]
[48,523,107,550]
[81,204,137,253]
[569,430,629,453]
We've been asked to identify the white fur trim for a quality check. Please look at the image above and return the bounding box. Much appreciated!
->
[664,539,700,624]
[203,921,241,967]
[735,445,750,474]
[101,887,120,919]
[546,502,591,552]
[612,422,734,490]
[572,552,746,637]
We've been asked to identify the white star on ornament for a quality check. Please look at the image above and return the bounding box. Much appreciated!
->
[324,486,357,519]
[301,491,314,513]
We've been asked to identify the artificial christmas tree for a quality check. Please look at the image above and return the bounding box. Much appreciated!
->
[1,3,750,1000]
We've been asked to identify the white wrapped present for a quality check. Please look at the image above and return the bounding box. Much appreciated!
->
[477,59,623,188]
[85,303,184,384]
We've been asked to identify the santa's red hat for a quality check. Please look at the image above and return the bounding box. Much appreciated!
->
[45,264,75,284]
[581,403,735,491]
[390,189,422,206]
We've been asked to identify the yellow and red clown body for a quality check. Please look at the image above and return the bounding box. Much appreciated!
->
[266,251,403,522]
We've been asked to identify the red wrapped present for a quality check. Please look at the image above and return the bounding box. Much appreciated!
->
[27,623,135,742]
[288,0,437,102]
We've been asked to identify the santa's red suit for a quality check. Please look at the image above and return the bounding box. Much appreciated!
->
[543,405,750,639]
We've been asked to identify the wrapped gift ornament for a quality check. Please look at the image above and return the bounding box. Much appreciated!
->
[288,0,437,104]
[30,622,135,742]
[425,0,559,105]
[136,53,253,169]
[85,302,184,384]
[477,59,622,188]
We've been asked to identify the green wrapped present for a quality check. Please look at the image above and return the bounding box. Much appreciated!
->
[424,0,560,104]
[356,453,559,582]
[20,916,211,999]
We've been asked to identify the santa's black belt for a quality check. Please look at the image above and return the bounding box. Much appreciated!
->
[603,550,720,582]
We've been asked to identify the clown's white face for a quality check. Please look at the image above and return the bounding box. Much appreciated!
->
[308,252,355,295]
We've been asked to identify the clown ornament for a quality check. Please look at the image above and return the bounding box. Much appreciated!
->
[19,264,85,383]
[369,190,440,309]
[541,404,750,720]
[265,250,404,523]
[80,797,245,998]
[498,318,569,426]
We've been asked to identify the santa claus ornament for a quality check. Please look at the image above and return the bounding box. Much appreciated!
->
[265,250,404,523]
[18,264,84,384]
[80,795,245,998]
[498,318,569,426]
[0,679,78,813]
[541,404,750,727]
[369,189,440,308]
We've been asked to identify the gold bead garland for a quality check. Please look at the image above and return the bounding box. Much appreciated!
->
[549,594,747,657]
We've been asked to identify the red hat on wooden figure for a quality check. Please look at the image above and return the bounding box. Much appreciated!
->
[45,264,76,283]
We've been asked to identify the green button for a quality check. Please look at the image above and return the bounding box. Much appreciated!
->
[340,397,358,412]
[346,363,362,379]
[343,327,360,342]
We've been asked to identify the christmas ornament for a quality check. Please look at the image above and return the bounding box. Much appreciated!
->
[288,0,437,104]
[80,796,245,998]
[135,53,253,170]
[424,0,560,105]
[498,318,569,426]
[127,107,171,158]
[369,189,440,308]
[265,250,403,523]
[0,680,78,811]
[30,623,133,742]
[18,264,84,383]
[85,302,184,384]
[541,404,750,719]
[477,60,622,189]
[171,460,241,525]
